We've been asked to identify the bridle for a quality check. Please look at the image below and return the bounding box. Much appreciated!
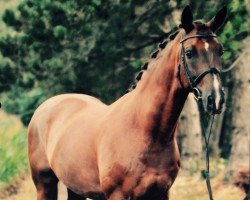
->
[177,33,221,99]
[177,33,222,200]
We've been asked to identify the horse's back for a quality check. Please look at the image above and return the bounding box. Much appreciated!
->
[32,93,106,118]
[29,93,107,134]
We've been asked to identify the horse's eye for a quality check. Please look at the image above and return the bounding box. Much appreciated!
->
[185,50,193,59]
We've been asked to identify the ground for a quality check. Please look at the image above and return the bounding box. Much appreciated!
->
[0,170,245,200]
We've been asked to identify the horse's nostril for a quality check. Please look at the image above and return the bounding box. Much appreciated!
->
[220,94,225,105]
[207,95,214,106]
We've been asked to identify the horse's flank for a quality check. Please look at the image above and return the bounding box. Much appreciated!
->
[28,30,187,199]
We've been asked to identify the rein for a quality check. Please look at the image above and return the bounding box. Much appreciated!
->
[177,33,220,200]
[194,90,215,200]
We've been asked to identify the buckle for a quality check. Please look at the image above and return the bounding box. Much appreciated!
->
[193,87,202,101]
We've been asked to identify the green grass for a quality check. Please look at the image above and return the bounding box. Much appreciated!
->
[0,111,28,186]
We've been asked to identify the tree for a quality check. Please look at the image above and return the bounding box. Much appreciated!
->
[177,94,202,171]
[0,0,176,125]
[218,0,249,159]
[227,40,250,176]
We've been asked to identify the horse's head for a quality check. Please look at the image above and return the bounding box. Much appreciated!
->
[177,6,227,115]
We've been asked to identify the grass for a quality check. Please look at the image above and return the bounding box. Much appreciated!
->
[0,111,28,186]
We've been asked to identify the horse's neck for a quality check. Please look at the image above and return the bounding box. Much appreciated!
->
[129,39,189,144]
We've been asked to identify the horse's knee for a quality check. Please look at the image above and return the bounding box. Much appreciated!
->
[67,188,85,200]
[32,169,58,200]
[135,184,169,200]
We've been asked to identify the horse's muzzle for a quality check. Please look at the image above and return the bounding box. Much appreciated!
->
[207,92,224,115]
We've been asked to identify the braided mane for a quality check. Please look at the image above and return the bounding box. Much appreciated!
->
[125,29,179,93]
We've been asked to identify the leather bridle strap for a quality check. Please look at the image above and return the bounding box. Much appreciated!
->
[197,95,215,200]
[178,33,221,91]
[180,34,217,43]
[192,67,221,87]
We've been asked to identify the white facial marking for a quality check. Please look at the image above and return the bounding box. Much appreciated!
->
[204,42,209,52]
[213,74,220,109]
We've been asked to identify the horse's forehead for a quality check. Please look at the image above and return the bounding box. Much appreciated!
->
[184,37,219,51]
[196,39,218,51]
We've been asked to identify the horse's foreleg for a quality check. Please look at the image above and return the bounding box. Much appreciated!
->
[67,188,86,200]
[103,186,169,200]
[136,190,169,200]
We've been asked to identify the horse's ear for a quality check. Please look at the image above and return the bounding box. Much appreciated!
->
[181,5,194,33]
[208,6,227,32]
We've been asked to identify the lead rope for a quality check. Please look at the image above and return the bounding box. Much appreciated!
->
[203,114,215,200]
[194,89,215,200]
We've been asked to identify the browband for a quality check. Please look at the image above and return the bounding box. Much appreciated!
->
[180,34,217,43]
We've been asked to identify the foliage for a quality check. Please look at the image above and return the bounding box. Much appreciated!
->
[0,112,27,184]
[0,130,28,183]
[0,0,248,125]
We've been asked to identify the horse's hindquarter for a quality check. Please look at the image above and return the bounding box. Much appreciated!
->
[28,94,108,193]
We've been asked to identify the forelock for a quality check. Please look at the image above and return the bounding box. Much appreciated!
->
[193,20,212,34]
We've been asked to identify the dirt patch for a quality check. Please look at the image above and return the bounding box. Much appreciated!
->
[0,182,19,199]
[0,174,67,200]
[170,170,245,200]
[0,174,34,200]
[0,175,26,199]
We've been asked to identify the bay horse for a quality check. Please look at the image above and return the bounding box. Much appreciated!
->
[28,6,227,200]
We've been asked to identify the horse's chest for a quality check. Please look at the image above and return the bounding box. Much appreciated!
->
[133,167,178,198]
[101,145,180,199]
[133,152,180,197]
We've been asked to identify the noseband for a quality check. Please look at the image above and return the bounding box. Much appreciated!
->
[177,33,221,97]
